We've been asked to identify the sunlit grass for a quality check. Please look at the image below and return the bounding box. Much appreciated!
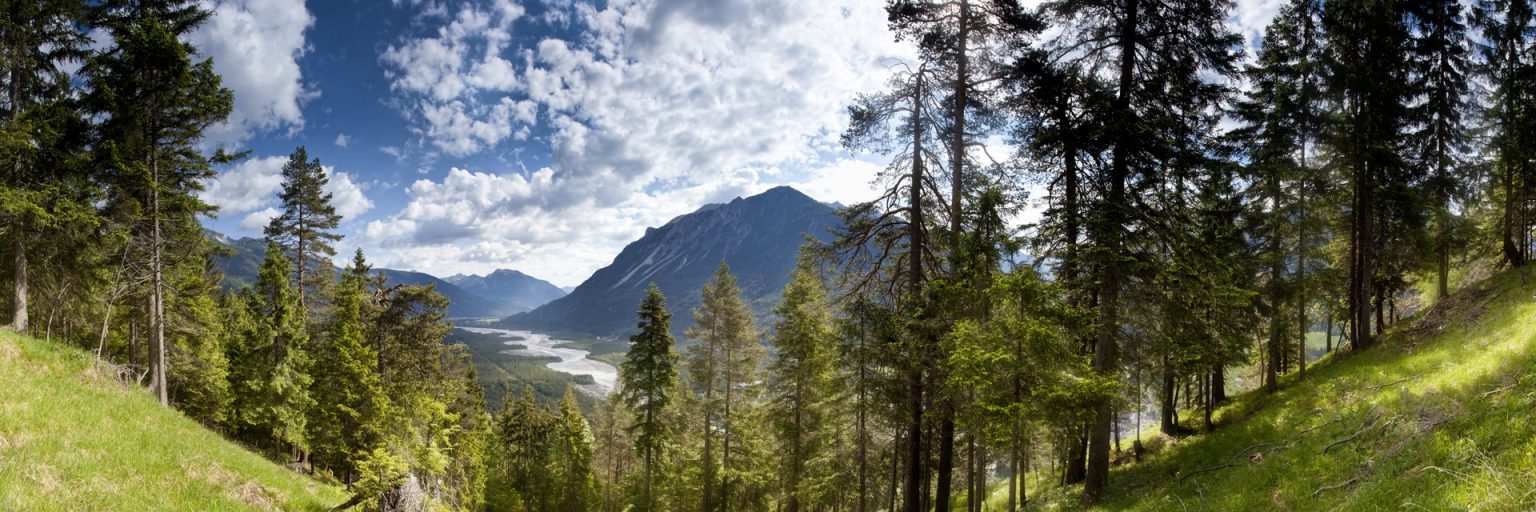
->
[1012,265,1536,510]
[0,331,346,511]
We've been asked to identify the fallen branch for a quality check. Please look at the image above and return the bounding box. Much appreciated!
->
[1178,441,1287,483]
[1297,417,1344,437]
[1310,477,1358,497]
[1481,384,1516,398]
[1323,411,1382,454]
[1363,377,1416,393]
[1178,462,1239,483]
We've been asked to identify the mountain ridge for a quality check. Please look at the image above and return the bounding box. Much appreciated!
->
[500,185,841,339]
[206,231,564,318]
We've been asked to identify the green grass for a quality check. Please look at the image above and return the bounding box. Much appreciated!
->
[0,330,346,511]
[1014,265,1536,510]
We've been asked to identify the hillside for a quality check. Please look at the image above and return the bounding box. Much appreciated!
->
[0,331,346,510]
[1017,267,1536,510]
[501,186,840,339]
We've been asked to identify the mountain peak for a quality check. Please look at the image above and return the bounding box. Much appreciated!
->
[503,184,841,338]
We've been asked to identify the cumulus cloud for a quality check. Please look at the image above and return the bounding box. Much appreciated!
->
[201,156,373,232]
[201,155,287,214]
[189,0,317,145]
[241,207,280,231]
[323,167,374,220]
[335,133,350,148]
[366,0,912,283]
[381,0,526,155]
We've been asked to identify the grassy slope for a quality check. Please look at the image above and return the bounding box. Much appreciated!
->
[1017,266,1536,510]
[0,331,346,511]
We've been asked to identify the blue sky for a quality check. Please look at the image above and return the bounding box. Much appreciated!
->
[193,0,1285,287]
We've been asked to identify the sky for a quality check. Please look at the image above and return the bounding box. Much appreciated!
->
[193,0,1287,288]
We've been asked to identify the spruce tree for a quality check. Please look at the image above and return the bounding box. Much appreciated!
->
[0,0,92,334]
[264,146,343,317]
[554,388,598,511]
[85,0,233,405]
[1471,0,1536,267]
[1324,0,1419,350]
[1408,0,1473,299]
[1039,0,1241,501]
[619,283,680,510]
[231,243,314,460]
[767,251,836,512]
[683,261,761,512]
[309,249,388,482]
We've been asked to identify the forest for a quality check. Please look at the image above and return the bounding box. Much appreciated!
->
[3,0,1535,510]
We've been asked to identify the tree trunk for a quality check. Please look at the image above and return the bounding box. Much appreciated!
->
[936,411,955,511]
[903,72,928,512]
[1159,353,1178,435]
[1084,0,1136,502]
[10,230,27,333]
[1211,365,1226,405]
[150,154,168,406]
[1325,316,1333,352]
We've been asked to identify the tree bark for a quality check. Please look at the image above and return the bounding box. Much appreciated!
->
[10,230,27,333]
[903,71,928,512]
[150,153,168,406]
[1084,0,1136,503]
[1159,353,1178,435]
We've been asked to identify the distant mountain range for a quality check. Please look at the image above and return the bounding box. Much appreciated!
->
[208,232,565,318]
[445,270,567,312]
[500,186,841,339]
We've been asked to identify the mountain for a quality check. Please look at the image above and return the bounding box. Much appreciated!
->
[501,186,841,339]
[371,268,520,318]
[207,232,558,318]
[444,269,566,313]
[0,330,346,509]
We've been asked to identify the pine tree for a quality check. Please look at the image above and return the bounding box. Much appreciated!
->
[231,243,314,460]
[619,283,680,510]
[1039,0,1241,501]
[683,262,761,512]
[0,0,93,334]
[1408,0,1473,299]
[264,146,343,317]
[840,56,948,512]
[309,249,387,482]
[85,0,233,405]
[767,250,836,512]
[1471,0,1536,267]
[1324,0,1419,350]
[554,388,598,511]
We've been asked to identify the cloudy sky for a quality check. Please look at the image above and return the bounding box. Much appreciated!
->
[195,0,1286,287]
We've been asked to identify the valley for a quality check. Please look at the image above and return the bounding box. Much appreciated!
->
[457,326,618,396]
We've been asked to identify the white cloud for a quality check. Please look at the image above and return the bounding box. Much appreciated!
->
[335,133,350,148]
[201,155,287,213]
[202,155,373,233]
[381,0,526,155]
[189,0,317,145]
[366,0,914,284]
[240,207,280,231]
[323,167,374,220]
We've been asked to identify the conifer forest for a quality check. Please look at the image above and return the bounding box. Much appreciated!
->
[3,0,1536,510]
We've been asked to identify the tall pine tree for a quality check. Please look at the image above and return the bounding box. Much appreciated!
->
[264,145,342,317]
[85,0,233,405]
[620,283,680,510]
